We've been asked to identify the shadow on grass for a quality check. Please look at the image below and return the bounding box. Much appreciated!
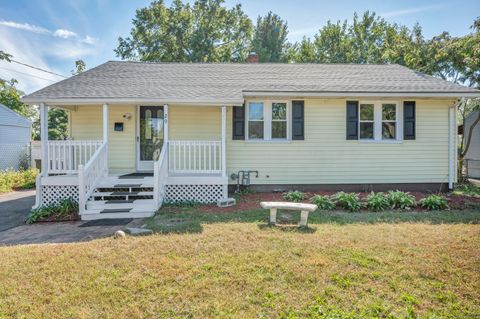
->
[144,207,480,235]
[258,223,317,233]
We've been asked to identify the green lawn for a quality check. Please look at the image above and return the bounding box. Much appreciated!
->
[1,208,479,318]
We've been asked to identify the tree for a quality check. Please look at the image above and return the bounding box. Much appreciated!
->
[251,11,288,62]
[115,0,253,62]
[314,20,349,63]
[71,59,86,75]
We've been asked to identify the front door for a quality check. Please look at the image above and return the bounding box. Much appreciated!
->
[136,106,164,171]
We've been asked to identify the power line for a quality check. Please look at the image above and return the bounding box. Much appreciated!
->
[10,59,67,78]
[0,66,58,82]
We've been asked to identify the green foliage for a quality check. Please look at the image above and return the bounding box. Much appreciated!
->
[163,200,201,208]
[0,79,34,119]
[453,183,480,197]
[310,194,336,210]
[366,192,389,212]
[335,192,361,212]
[0,168,38,193]
[116,0,253,62]
[420,195,449,211]
[251,11,288,62]
[386,191,416,209]
[25,198,78,224]
[283,190,306,202]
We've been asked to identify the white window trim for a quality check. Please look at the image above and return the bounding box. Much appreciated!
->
[358,100,403,143]
[246,100,291,142]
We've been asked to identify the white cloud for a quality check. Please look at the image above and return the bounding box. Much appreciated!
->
[53,29,78,39]
[0,20,49,34]
[380,4,446,18]
[82,35,98,45]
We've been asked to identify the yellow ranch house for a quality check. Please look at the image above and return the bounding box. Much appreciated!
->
[22,61,480,220]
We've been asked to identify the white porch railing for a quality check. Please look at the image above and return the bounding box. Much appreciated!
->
[48,140,103,174]
[78,143,108,214]
[153,145,168,208]
[168,140,222,174]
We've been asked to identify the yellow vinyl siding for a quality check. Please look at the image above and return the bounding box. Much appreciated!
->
[70,105,136,172]
[169,105,221,140]
[226,99,454,184]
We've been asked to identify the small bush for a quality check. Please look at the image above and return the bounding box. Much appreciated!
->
[386,190,416,209]
[283,190,306,202]
[0,168,39,193]
[453,183,480,197]
[367,192,389,211]
[310,194,336,210]
[26,198,78,224]
[335,192,361,212]
[420,194,448,210]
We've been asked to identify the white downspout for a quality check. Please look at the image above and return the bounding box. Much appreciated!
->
[448,104,455,189]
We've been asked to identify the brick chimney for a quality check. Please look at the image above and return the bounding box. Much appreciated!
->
[246,52,259,63]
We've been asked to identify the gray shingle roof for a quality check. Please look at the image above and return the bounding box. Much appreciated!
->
[22,61,480,104]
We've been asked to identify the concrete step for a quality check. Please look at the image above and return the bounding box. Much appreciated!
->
[86,199,155,210]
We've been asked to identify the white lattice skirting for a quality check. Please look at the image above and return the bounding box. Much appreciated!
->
[41,185,79,206]
[165,184,226,203]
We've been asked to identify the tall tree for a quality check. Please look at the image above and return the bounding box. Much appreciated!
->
[251,11,288,62]
[314,20,349,63]
[115,0,253,62]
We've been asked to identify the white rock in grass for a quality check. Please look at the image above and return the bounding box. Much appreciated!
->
[125,227,153,236]
[114,230,126,239]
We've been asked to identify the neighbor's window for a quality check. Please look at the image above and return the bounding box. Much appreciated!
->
[359,103,374,139]
[382,104,396,139]
[272,102,287,139]
[248,102,264,139]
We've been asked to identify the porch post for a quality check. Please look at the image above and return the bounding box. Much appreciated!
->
[221,105,226,178]
[103,103,109,175]
[40,102,49,174]
[163,104,169,144]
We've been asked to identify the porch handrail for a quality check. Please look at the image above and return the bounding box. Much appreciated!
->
[78,142,108,214]
[168,140,222,174]
[153,145,169,208]
[48,140,103,174]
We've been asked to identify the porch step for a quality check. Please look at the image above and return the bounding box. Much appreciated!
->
[87,199,154,210]
[97,177,153,188]
[81,209,155,220]
[90,191,154,201]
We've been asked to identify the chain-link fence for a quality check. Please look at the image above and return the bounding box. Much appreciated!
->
[0,143,31,170]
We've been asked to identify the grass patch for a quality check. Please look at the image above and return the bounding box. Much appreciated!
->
[0,168,38,193]
[0,209,479,318]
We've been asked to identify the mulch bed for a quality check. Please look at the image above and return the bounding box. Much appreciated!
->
[33,212,81,223]
[198,191,480,213]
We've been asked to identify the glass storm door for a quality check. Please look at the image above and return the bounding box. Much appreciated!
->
[137,106,164,171]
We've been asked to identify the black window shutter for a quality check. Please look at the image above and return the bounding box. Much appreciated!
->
[292,100,305,140]
[346,101,359,140]
[404,101,416,140]
[232,105,245,140]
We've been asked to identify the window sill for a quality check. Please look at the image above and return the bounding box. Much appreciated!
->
[358,139,404,144]
[244,139,292,144]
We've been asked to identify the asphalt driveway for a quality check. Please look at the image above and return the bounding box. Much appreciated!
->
[0,190,35,232]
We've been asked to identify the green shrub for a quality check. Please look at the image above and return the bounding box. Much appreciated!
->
[335,192,362,212]
[310,194,336,210]
[367,192,389,211]
[26,198,78,224]
[0,168,39,193]
[386,190,416,209]
[283,190,306,202]
[453,183,480,197]
[419,194,448,210]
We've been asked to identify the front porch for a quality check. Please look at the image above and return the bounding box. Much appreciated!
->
[35,103,228,220]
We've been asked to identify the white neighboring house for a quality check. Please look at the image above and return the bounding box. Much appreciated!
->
[0,103,32,170]
[464,111,480,178]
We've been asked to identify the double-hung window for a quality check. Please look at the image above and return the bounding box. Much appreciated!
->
[248,102,264,139]
[358,101,400,142]
[247,101,290,141]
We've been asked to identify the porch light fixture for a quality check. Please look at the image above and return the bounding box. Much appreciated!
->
[123,112,132,120]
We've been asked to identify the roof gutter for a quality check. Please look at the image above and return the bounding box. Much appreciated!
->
[20,97,245,106]
[242,91,480,99]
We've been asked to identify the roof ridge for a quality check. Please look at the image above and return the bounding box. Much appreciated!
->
[107,60,402,66]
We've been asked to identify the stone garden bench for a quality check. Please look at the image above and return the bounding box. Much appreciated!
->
[260,201,318,227]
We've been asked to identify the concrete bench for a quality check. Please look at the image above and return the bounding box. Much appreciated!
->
[260,201,318,227]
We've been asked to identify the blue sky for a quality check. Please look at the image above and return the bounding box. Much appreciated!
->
[0,0,479,93]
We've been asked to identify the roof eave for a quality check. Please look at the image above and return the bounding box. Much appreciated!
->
[242,91,480,99]
[20,97,245,106]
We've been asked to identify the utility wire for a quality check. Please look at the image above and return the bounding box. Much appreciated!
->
[10,59,67,78]
[0,66,58,82]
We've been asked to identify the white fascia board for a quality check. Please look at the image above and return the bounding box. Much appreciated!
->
[21,97,244,106]
[242,91,480,99]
